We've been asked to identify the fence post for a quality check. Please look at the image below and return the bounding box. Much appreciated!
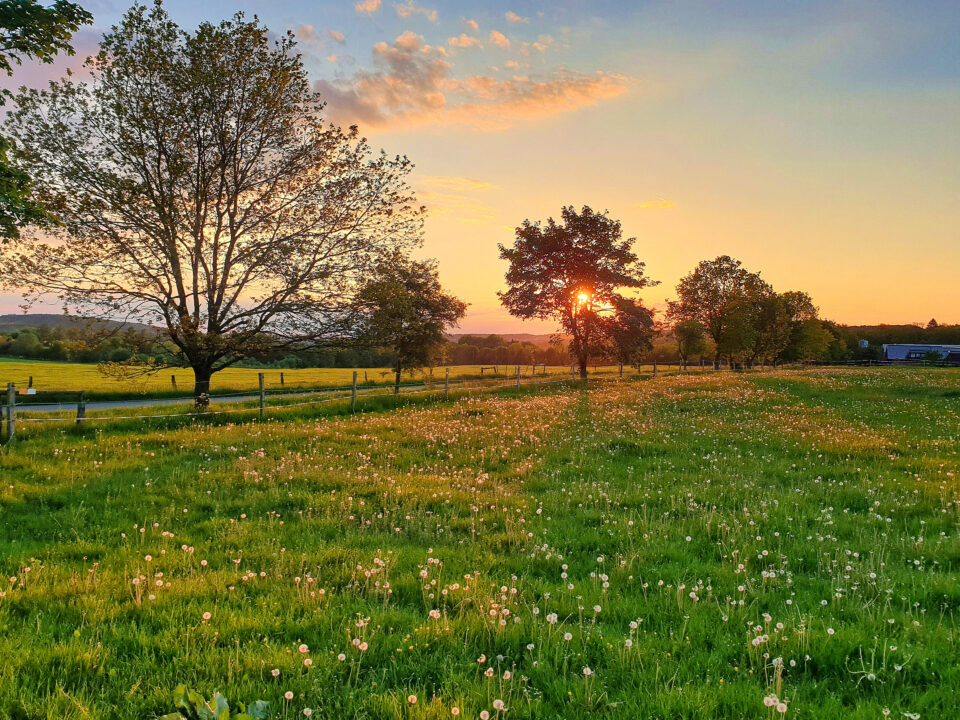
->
[445,367,450,400]
[6,383,14,441]
[280,372,285,386]
[516,364,521,389]
[619,363,623,378]
[351,371,357,412]
[653,360,657,377]
[28,376,33,389]
[258,373,265,420]
[76,391,86,425]
[171,374,177,389]
[570,364,575,382]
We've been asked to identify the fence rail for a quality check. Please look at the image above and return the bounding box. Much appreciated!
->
[2,363,676,441]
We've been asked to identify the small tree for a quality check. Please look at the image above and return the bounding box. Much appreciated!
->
[356,252,467,394]
[674,319,706,370]
[499,205,656,379]
[602,295,655,369]
[0,0,92,239]
[2,2,422,401]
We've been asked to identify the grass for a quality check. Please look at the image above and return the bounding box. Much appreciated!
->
[0,367,957,719]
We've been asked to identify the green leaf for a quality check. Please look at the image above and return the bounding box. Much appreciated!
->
[245,701,271,719]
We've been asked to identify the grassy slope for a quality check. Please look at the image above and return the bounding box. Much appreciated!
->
[0,368,957,719]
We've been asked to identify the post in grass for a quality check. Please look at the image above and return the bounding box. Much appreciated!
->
[445,367,450,400]
[258,373,265,419]
[5,383,14,441]
[516,364,521,389]
[76,391,86,425]
[351,371,357,412]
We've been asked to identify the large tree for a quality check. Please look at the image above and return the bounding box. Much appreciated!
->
[669,255,767,368]
[2,2,422,399]
[355,252,467,394]
[499,205,655,378]
[0,0,92,239]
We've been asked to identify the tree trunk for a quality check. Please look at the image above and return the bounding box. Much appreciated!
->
[713,350,722,370]
[578,354,588,380]
[193,365,213,409]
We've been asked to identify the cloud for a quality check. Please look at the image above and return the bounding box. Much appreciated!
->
[488,30,510,49]
[415,177,498,223]
[355,0,381,14]
[505,11,528,23]
[327,54,339,63]
[314,32,629,132]
[465,19,479,32]
[635,200,676,209]
[418,176,497,192]
[448,33,482,49]
[327,29,346,44]
[532,35,555,52]
[395,1,438,22]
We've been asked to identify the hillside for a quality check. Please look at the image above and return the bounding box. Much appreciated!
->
[0,313,157,334]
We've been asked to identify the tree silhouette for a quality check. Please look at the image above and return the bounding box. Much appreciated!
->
[499,205,655,378]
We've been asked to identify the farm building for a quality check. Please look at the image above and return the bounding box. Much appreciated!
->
[883,344,960,361]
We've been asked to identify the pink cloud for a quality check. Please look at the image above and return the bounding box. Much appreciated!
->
[488,30,510,49]
[314,32,628,132]
[355,0,381,15]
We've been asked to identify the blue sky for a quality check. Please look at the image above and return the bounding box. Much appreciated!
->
[4,0,959,331]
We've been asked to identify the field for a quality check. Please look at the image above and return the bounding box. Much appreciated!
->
[1,367,958,719]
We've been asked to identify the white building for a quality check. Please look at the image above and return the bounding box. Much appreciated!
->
[883,344,960,361]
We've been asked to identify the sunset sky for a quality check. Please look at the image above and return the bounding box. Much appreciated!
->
[3,0,958,333]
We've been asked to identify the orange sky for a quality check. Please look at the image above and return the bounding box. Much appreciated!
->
[2,1,958,334]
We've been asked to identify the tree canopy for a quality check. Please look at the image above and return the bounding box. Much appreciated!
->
[356,252,467,392]
[0,0,92,239]
[2,1,423,397]
[499,205,656,377]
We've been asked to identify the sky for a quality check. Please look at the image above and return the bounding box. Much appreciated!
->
[2,0,959,334]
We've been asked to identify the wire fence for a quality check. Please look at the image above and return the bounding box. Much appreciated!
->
[2,363,687,440]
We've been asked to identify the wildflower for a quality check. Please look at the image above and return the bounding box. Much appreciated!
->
[827,628,835,635]
[564,632,573,641]
[202,612,211,621]
[337,653,346,662]
[303,658,313,667]
[776,702,788,714]
[298,643,309,653]
[451,709,460,717]
[303,709,312,717]
[284,692,294,700]
[493,699,505,711]
[271,668,280,678]
[480,712,490,720]
[583,667,593,676]
[407,695,417,705]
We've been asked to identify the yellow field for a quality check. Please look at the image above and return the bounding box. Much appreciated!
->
[0,359,630,395]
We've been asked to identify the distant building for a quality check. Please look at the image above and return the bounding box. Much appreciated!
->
[858,339,869,349]
[883,344,960,362]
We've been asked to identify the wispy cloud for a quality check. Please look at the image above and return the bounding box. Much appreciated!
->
[635,200,677,209]
[327,29,346,44]
[395,1,438,22]
[505,11,528,23]
[315,31,629,132]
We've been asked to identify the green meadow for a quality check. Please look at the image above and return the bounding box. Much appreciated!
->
[1,367,957,719]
